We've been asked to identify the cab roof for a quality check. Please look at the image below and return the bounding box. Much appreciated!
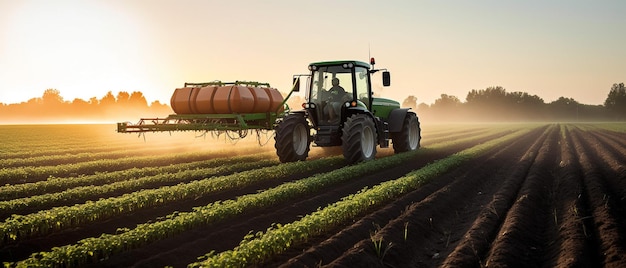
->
[309,60,371,69]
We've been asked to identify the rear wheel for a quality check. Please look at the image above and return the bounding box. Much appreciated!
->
[392,112,421,153]
[274,114,311,162]
[342,114,377,163]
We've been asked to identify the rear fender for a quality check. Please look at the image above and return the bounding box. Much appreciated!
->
[388,108,410,133]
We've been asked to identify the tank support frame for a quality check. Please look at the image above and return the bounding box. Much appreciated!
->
[117,112,280,133]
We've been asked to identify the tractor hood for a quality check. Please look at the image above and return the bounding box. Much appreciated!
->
[372,97,400,108]
[371,97,400,119]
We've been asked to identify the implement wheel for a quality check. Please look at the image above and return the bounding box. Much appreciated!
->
[274,114,311,162]
[392,112,421,153]
[342,114,377,163]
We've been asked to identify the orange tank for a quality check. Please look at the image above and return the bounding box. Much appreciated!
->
[170,84,285,114]
[170,87,200,114]
[248,87,271,113]
[213,85,255,114]
[265,87,284,112]
[192,86,218,114]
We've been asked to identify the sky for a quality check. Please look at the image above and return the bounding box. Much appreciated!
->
[1,0,625,106]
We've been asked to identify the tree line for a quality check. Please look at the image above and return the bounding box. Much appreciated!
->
[1,83,624,123]
[403,83,626,122]
[0,89,172,123]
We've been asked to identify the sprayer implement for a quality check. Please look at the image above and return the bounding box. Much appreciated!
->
[117,112,280,133]
[117,80,294,137]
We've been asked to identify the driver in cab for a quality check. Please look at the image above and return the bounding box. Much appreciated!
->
[324,78,350,123]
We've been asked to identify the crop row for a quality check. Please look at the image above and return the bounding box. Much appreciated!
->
[0,138,153,158]
[0,148,266,185]
[0,153,275,201]
[0,124,264,159]
[0,145,207,168]
[0,127,130,150]
[8,126,530,267]
[192,126,537,267]
[0,135,207,159]
[0,156,344,246]
[424,128,491,145]
[0,156,278,217]
[580,123,626,133]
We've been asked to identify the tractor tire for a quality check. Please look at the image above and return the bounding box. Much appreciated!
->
[392,112,421,153]
[342,114,377,163]
[274,114,311,162]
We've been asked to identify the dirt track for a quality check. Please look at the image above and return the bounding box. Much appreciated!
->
[1,124,625,267]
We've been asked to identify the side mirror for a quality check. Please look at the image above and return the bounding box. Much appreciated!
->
[382,71,391,86]
[292,77,300,92]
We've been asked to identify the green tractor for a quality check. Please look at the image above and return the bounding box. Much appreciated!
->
[275,58,421,163]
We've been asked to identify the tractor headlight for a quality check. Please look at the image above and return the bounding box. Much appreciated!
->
[308,65,318,71]
[342,63,354,69]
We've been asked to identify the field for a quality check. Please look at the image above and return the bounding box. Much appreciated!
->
[1,123,625,267]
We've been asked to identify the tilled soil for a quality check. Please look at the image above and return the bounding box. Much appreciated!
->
[277,124,626,267]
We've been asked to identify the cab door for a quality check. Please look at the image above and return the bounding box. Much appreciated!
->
[354,66,371,109]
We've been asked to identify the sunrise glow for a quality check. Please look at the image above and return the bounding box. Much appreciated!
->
[1,0,625,106]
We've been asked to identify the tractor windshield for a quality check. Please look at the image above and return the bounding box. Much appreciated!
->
[310,65,354,125]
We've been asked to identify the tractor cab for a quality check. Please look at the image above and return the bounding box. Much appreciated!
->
[301,60,390,147]
[307,61,372,127]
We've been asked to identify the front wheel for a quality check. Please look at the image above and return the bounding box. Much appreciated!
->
[274,114,311,162]
[392,112,421,153]
[342,114,377,163]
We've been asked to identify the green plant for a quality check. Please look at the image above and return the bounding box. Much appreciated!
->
[371,235,393,261]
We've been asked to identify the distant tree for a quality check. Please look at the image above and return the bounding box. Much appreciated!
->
[433,94,461,107]
[416,102,430,121]
[417,102,429,113]
[431,94,462,120]
[150,100,169,108]
[129,91,148,107]
[100,91,116,107]
[508,91,544,106]
[71,98,89,107]
[402,95,418,110]
[466,86,507,104]
[548,97,580,121]
[116,91,131,105]
[150,100,173,116]
[465,86,509,120]
[42,89,64,105]
[71,98,93,117]
[27,97,43,105]
[89,97,99,106]
[604,82,626,120]
[507,91,545,120]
